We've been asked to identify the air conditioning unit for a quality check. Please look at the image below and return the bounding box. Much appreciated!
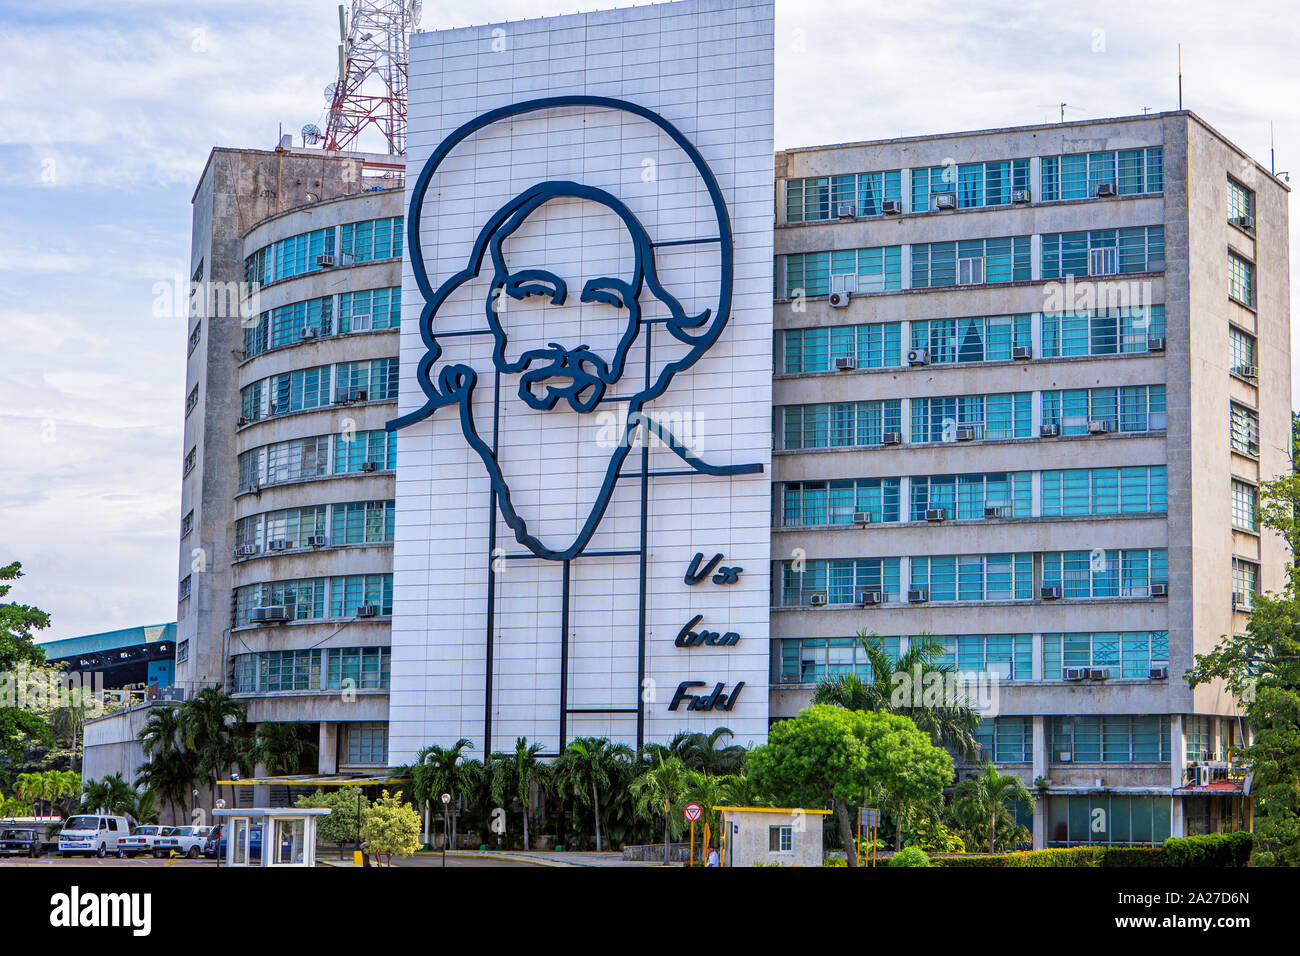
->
[300,327,317,340]
[245,479,261,494]
[1151,583,1169,598]
[1056,751,1073,763]
[924,508,945,522]
[779,673,802,684]
[307,535,328,547]
[267,538,290,551]
[1196,765,1211,787]
[1040,423,1060,438]
[1088,667,1112,680]
[834,355,857,371]
[829,290,851,308]
[360,461,380,473]
[835,200,856,219]
[252,605,290,623]
[1063,667,1088,681]
[1150,665,1169,680]
[955,426,976,441]
[316,254,335,267]
[1013,345,1033,360]
[1088,420,1111,434]
[907,348,929,366]
[908,588,930,603]
[984,505,1010,519]
[881,431,903,445]
[852,511,874,525]
[234,545,259,558]
[882,199,902,215]
[808,593,828,607]
[351,389,369,402]
[1147,336,1166,352]
[1011,187,1031,204]
[356,604,379,618]
[1232,215,1255,231]
[1041,585,1063,600]
[859,590,883,607]
[933,192,956,210]
[1237,364,1258,380]
[1232,592,1250,609]
[237,416,250,427]
[1095,182,1117,197]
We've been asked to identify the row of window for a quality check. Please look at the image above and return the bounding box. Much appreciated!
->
[1049,795,1171,847]
[243,287,401,358]
[243,216,403,287]
[779,306,1170,373]
[238,430,397,490]
[777,631,1166,683]
[776,549,1168,606]
[239,359,399,421]
[776,466,1168,527]
[231,647,391,693]
[233,573,394,627]
[234,500,395,554]
[781,148,1163,223]
[1040,226,1165,279]
[777,385,1166,449]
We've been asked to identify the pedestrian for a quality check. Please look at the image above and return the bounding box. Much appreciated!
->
[706,845,719,867]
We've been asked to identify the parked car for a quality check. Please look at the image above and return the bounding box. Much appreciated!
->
[116,825,176,858]
[0,828,43,858]
[58,815,132,858]
[154,825,213,859]
[202,824,223,859]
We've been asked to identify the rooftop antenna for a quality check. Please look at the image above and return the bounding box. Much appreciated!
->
[1270,121,1275,176]
[323,0,420,155]
[1177,44,1183,110]
[1036,103,1082,124]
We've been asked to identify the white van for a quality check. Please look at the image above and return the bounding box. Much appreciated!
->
[57,814,132,858]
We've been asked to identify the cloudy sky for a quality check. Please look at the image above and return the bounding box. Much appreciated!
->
[2,0,1297,641]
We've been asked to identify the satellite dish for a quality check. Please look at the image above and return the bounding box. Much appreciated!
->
[324,83,337,102]
[302,123,323,144]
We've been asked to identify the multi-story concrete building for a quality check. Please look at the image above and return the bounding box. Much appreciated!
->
[768,110,1289,846]
[178,143,403,775]
[158,1,1287,849]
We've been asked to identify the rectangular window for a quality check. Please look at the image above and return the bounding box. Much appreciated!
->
[1231,480,1259,532]
[333,430,396,473]
[1048,795,1171,846]
[178,575,191,601]
[782,246,903,298]
[1042,385,1165,435]
[1051,716,1171,764]
[188,322,202,356]
[910,314,1030,364]
[779,479,901,526]
[910,393,1032,442]
[340,217,404,263]
[339,287,402,333]
[1230,403,1260,456]
[330,574,394,617]
[780,401,902,450]
[1041,148,1162,201]
[909,472,1032,520]
[909,554,1034,602]
[245,227,337,285]
[1229,326,1257,376]
[1041,227,1164,279]
[776,637,901,683]
[782,323,902,372]
[1043,631,1168,679]
[1228,177,1254,225]
[911,237,1031,288]
[974,717,1033,762]
[345,722,388,765]
[768,826,794,852]
[778,559,902,606]
[1041,466,1167,516]
[1042,306,1166,356]
[183,447,196,476]
[181,510,194,538]
[1042,549,1167,598]
[326,647,391,690]
[1228,251,1255,306]
[185,386,199,416]
[331,500,397,544]
[786,171,903,221]
[911,160,1030,211]
[1233,558,1258,609]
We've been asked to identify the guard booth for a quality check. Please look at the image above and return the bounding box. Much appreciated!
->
[719,807,830,867]
[213,808,331,867]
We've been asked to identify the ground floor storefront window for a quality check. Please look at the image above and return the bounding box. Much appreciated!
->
[1047,795,1171,846]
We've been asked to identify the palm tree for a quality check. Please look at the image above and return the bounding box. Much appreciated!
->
[684,770,727,856]
[137,705,195,823]
[179,687,253,809]
[254,722,318,776]
[500,737,545,850]
[45,770,81,819]
[630,756,691,864]
[813,633,982,758]
[407,738,476,849]
[79,773,137,817]
[15,773,43,818]
[954,763,1035,854]
[667,727,746,775]
[551,737,633,852]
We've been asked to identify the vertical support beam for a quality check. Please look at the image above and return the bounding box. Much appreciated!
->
[1032,716,1047,849]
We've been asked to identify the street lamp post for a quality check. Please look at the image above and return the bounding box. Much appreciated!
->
[440,793,451,868]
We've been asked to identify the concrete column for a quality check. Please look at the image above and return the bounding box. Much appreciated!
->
[1030,310,1043,359]
[900,244,912,290]
[1032,716,1047,849]
[1170,714,1186,838]
[318,721,338,775]
[1031,632,1044,681]
[1031,233,1042,282]
[1028,157,1041,203]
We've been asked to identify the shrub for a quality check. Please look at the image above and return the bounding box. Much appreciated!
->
[889,846,931,867]
[821,857,847,867]
[1162,832,1253,867]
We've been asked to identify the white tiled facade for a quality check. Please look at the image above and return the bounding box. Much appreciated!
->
[389,0,776,760]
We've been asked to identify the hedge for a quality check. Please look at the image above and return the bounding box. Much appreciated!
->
[933,833,1251,868]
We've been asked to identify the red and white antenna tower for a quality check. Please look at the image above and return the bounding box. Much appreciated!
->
[321,0,419,155]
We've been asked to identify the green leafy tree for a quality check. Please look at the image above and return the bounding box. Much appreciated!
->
[630,756,691,864]
[665,727,747,775]
[499,737,545,850]
[551,736,633,852]
[179,687,253,809]
[813,633,981,759]
[360,789,421,866]
[748,705,953,868]
[684,769,727,851]
[406,738,477,849]
[953,763,1034,854]
[136,705,196,824]
[297,787,371,854]
[1188,428,1300,866]
[79,773,138,817]
[0,562,53,777]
